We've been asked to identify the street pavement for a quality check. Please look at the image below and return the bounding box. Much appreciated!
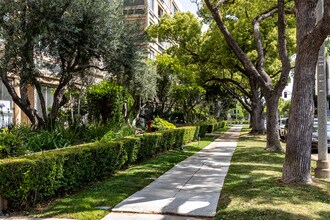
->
[102,126,242,220]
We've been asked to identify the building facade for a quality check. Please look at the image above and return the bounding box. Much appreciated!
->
[0,0,183,127]
[124,0,183,59]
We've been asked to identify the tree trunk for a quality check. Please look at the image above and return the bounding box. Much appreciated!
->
[265,94,284,152]
[250,101,265,134]
[282,56,315,183]
[249,78,265,134]
[282,0,330,184]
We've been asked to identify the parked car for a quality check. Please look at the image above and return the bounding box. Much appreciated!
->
[311,123,330,152]
[279,118,288,141]
[279,118,330,152]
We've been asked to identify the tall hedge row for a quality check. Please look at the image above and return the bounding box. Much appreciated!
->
[0,126,199,210]
[199,121,227,137]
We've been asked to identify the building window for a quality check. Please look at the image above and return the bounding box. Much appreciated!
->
[124,0,145,6]
[149,50,155,60]
[158,45,163,52]
[158,7,163,18]
[0,81,12,107]
[125,8,145,15]
[172,3,178,14]
[135,9,145,14]
[149,0,154,11]
[35,86,54,118]
[0,81,13,127]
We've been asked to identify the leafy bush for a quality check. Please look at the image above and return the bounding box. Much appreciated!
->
[119,137,140,165]
[0,126,199,209]
[101,126,135,142]
[221,121,227,128]
[207,124,214,133]
[199,124,208,137]
[59,122,120,143]
[0,141,127,208]
[0,129,25,159]
[152,117,176,131]
[198,121,227,136]
[86,81,129,124]
[158,129,181,151]
[25,131,71,152]
[138,133,162,161]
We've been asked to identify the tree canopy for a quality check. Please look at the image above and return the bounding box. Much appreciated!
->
[0,0,146,128]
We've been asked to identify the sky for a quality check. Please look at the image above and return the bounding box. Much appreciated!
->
[178,0,209,32]
[179,0,199,15]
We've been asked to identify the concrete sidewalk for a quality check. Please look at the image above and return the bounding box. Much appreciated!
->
[103,126,242,220]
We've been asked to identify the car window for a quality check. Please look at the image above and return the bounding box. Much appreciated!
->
[327,124,330,131]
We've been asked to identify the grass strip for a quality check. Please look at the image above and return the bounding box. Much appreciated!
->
[215,128,330,220]
[28,131,224,220]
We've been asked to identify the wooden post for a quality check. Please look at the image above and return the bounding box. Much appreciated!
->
[0,196,8,212]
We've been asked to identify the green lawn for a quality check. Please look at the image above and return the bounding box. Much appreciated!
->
[215,128,330,220]
[29,134,220,220]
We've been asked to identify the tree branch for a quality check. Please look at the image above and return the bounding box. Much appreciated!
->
[203,0,271,89]
[297,1,330,55]
[222,83,252,113]
[215,0,231,10]
[274,0,291,95]
[204,77,252,98]
[252,7,278,74]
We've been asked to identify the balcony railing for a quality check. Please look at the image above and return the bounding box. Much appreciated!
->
[124,0,145,6]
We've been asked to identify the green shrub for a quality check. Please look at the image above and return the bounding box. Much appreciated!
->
[206,124,214,133]
[152,117,176,131]
[182,126,198,144]
[86,81,129,124]
[0,129,26,159]
[0,141,127,208]
[26,131,71,152]
[101,126,135,142]
[221,121,227,128]
[157,129,178,152]
[199,124,208,137]
[120,137,140,165]
[138,133,162,161]
[80,123,112,142]
[0,126,199,210]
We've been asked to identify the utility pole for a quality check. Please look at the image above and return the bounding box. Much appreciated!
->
[315,0,330,178]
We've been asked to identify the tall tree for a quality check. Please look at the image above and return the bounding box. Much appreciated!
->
[201,28,266,133]
[0,0,141,128]
[148,12,268,133]
[203,0,295,152]
[282,0,330,183]
[152,54,179,118]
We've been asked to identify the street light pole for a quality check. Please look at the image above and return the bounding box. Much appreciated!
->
[315,0,330,178]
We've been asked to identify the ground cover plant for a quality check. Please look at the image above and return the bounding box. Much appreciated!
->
[25,135,222,220]
[0,123,135,158]
[215,128,330,220]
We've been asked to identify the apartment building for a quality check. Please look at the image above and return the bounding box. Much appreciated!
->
[124,0,183,59]
[0,0,183,127]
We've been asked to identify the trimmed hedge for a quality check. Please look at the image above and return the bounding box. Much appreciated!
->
[199,124,208,137]
[230,120,248,124]
[0,126,199,210]
[199,121,227,136]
